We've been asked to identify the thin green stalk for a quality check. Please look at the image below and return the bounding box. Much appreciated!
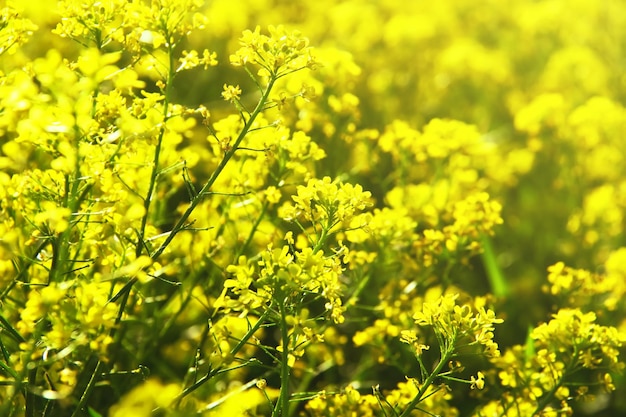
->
[3,321,46,417]
[50,120,85,284]
[0,314,25,345]
[135,123,166,257]
[533,353,578,414]
[272,296,291,417]
[1,239,49,302]
[312,215,338,254]
[173,359,262,407]
[344,272,371,309]
[151,75,277,260]
[157,271,205,340]
[397,347,453,417]
[234,201,269,260]
[136,43,176,259]
[172,302,276,407]
[230,301,275,357]
[312,227,328,254]
[180,323,211,387]
[173,369,218,407]
[70,359,103,417]
[109,40,176,365]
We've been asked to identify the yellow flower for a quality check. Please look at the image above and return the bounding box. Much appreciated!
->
[470,372,485,390]
[0,4,38,56]
[413,293,503,357]
[263,185,282,204]
[109,379,179,417]
[33,201,71,234]
[230,25,316,77]
[222,84,242,102]
[177,49,201,71]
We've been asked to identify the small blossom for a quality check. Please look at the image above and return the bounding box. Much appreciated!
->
[470,372,485,390]
[222,84,242,102]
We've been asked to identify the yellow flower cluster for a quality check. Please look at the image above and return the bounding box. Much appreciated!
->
[545,247,626,316]
[531,309,623,372]
[413,293,503,358]
[280,176,371,225]
[306,381,457,417]
[218,241,347,324]
[484,309,624,417]
[230,25,315,78]
[0,3,37,57]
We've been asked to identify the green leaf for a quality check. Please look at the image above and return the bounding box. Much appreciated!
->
[480,234,510,297]
[0,313,25,344]
[87,407,103,417]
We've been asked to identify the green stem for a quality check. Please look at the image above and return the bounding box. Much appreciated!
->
[109,40,176,365]
[157,272,204,340]
[344,272,371,309]
[313,216,337,254]
[1,239,49,302]
[230,303,274,357]
[398,347,453,417]
[272,296,291,417]
[0,313,25,345]
[173,304,275,406]
[136,43,176,258]
[152,75,277,260]
[234,201,269,260]
[532,353,577,414]
[312,228,328,254]
[70,359,103,417]
[4,316,47,416]
[51,118,84,284]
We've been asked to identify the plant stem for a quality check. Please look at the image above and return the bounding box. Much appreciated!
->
[136,42,176,259]
[230,303,275,357]
[173,303,276,406]
[533,354,577,414]
[272,296,291,417]
[234,201,269,260]
[151,75,277,260]
[70,359,103,417]
[50,121,85,284]
[398,347,453,417]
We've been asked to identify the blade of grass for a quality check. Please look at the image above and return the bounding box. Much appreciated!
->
[480,234,509,297]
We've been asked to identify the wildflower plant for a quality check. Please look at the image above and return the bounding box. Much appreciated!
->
[1,1,626,417]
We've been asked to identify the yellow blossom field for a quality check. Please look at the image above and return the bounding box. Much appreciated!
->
[1,0,625,416]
